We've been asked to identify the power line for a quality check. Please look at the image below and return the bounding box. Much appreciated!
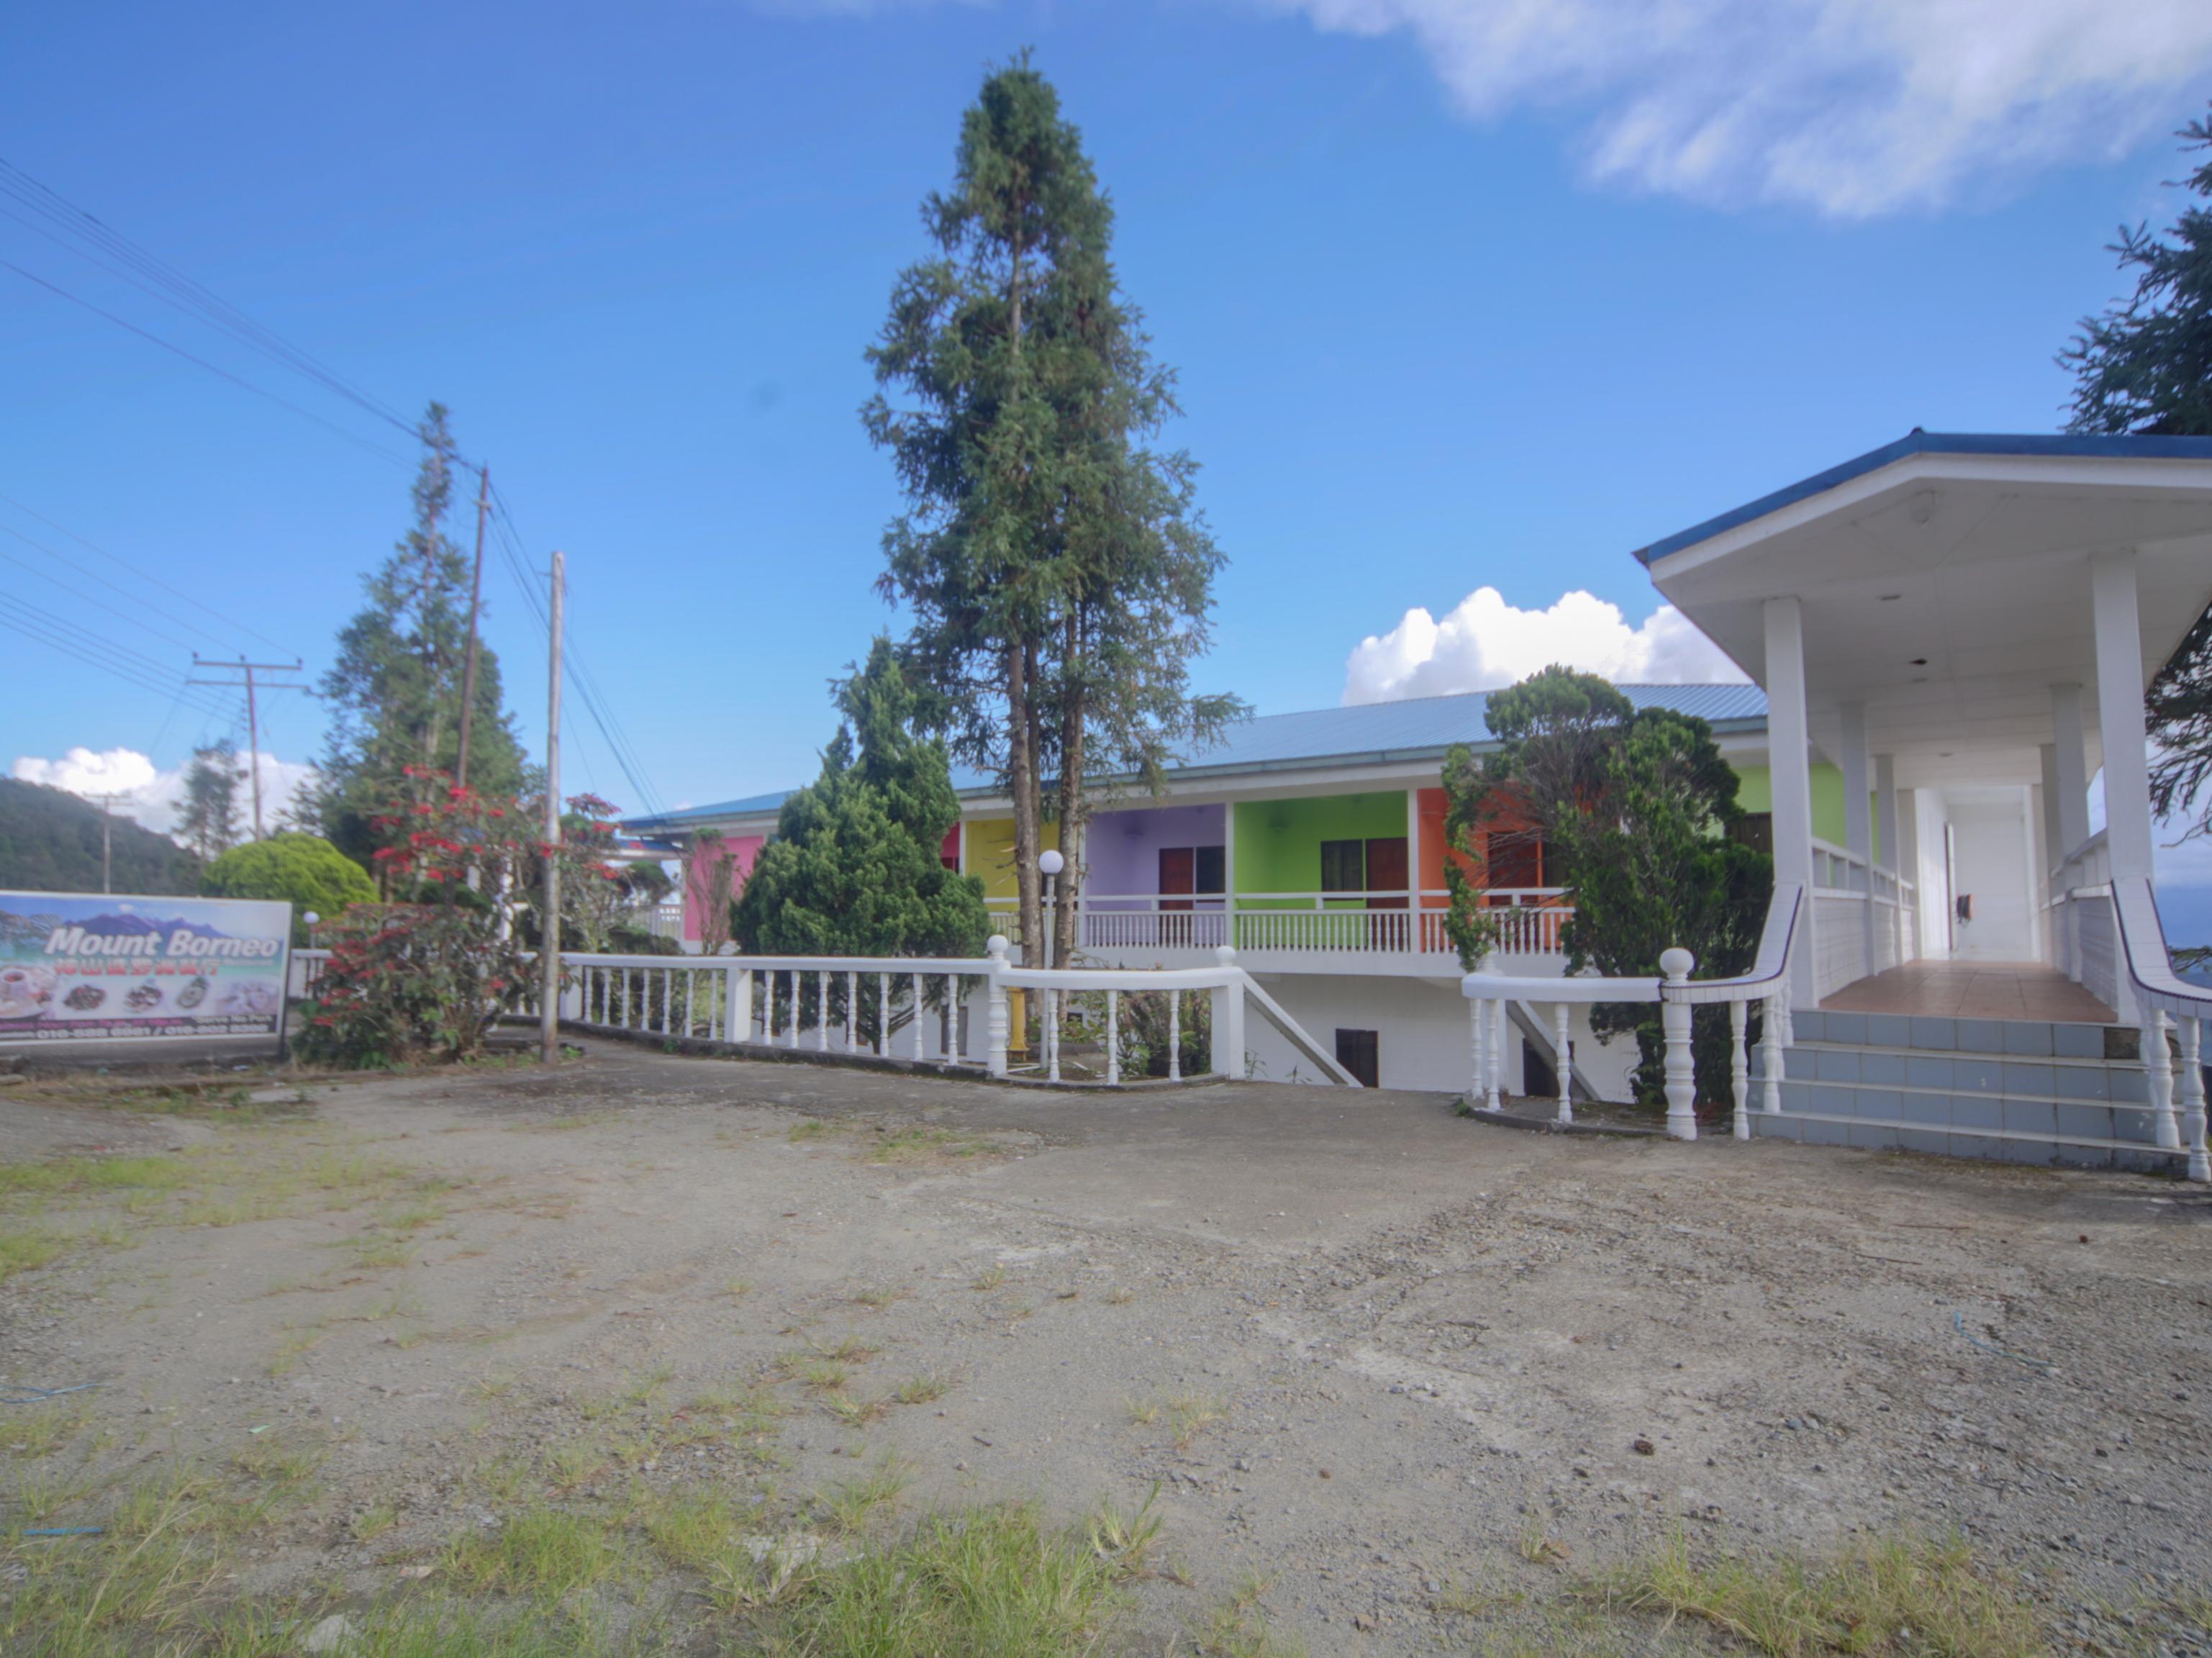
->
[1,257,414,469]
[0,492,298,656]
[0,522,235,657]
[0,592,233,716]
[0,159,427,448]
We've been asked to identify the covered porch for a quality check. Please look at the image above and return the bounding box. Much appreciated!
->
[1642,430,2212,1023]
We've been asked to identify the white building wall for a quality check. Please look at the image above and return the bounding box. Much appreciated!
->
[1242,973,1641,1101]
[1913,790,1954,960]
[1946,792,2036,961]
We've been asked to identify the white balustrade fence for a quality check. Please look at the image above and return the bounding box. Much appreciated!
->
[1463,883,1803,1143]
[1810,838,1916,1000]
[551,938,1364,1089]
[988,890,1573,961]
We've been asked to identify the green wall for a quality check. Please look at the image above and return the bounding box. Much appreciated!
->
[1731,764,1878,859]
[1233,791,1408,902]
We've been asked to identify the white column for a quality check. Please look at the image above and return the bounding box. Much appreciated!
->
[1222,801,1237,953]
[1841,702,1873,982]
[1764,597,1819,1007]
[1875,752,1900,971]
[2090,555,2155,885]
[1660,948,1697,1141]
[2051,682,2092,858]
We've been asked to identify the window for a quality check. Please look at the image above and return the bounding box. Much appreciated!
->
[1732,814,1773,858]
[1334,1028,1379,1088]
[1486,830,1543,892]
[1319,839,1364,893]
[1194,845,1225,895]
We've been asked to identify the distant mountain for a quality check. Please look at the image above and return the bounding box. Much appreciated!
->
[0,778,196,896]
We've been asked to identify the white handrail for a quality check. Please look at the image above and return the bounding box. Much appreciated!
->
[1457,881,1804,1146]
[2106,877,2211,1178]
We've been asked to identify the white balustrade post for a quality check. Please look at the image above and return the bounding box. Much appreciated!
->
[846,971,857,1051]
[1660,948,1697,1141]
[1469,995,1486,1110]
[1211,947,1244,1079]
[684,970,697,1040]
[1046,987,1061,1083]
[787,973,800,1050]
[729,966,750,1043]
[1551,1002,1573,1126]
[1167,990,1182,1082]
[1729,1000,1750,1141]
[2182,1015,2210,1182]
[816,971,830,1053]
[910,972,924,1061]
[985,937,1010,1077]
[1761,993,1784,1117]
[2147,1010,2181,1151]
[1106,988,1120,1084]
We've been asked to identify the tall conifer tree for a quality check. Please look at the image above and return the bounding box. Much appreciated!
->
[866,57,1240,961]
[2066,107,2212,831]
[176,738,245,865]
[308,404,524,870]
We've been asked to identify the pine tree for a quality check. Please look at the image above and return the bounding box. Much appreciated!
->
[175,738,245,865]
[2065,107,2212,830]
[734,640,990,971]
[866,56,1241,963]
[307,404,524,871]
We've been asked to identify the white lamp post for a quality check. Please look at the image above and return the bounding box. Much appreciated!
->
[302,911,319,949]
[1038,849,1064,970]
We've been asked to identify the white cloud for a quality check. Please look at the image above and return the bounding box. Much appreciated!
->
[1343,586,1747,703]
[12,746,317,840]
[1256,0,2212,215]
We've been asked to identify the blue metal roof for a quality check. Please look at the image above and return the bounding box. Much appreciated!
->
[623,682,1767,834]
[1633,430,2212,568]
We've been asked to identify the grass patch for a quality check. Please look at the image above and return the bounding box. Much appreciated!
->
[1128,1391,1228,1449]
[817,1456,912,1533]
[0,1154,191,1198]
[443,1503,627,1599]
[846,1282,908,1310]
[970,1264,1009,1292]
[2,1401,94,1459]
[0,1225,66,1281]
[776,1501,1130,1654]
[1187,1569,1305,1657]
[889,1371,951,1407]
[1598,1529,2046,1657]
[788,1120,838,1144]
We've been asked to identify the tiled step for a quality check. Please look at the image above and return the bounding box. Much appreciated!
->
[1762,1009,2184,1170]
[1789,1007,2134,1061]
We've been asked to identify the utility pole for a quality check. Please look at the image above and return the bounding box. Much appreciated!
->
[540,551,565,1066]
[457,464,490,791]
[88,793,132,894]
[189,657,305,840]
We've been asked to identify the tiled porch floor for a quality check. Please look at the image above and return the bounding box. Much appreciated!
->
[1820,959,2116,1024]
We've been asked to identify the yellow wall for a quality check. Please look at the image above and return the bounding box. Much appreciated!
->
[964,815,1059,901]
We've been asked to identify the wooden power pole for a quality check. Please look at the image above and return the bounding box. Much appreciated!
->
[457,465,490,790]
[540,551,565,1066]
[189,657,305,840]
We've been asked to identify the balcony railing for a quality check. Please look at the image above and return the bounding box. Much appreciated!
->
[980,889,1574,959]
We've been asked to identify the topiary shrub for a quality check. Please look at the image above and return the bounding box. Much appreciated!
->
[201,833,377,943]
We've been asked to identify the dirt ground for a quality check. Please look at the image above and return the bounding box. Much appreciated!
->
[3,1043,2210,1654]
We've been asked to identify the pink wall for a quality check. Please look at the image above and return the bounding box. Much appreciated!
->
[681,835,763,944]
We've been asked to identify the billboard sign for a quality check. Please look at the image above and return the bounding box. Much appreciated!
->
[0,891,291,1046]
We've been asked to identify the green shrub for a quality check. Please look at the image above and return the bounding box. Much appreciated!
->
[201,833,376,943]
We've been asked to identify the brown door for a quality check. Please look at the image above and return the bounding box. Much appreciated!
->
[1364,837,1408,909]
[1158,846,1194,946]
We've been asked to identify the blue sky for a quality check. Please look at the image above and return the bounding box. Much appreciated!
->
[6,1,2212,831]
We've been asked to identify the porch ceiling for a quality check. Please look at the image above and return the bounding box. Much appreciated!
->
[1643,438,2212,789]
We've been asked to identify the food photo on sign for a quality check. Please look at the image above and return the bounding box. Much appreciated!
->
[0,891,291,1044]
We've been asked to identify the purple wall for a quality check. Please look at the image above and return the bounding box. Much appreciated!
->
[1086,804,1225,901]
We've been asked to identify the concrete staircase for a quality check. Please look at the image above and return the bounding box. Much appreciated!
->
[1755,1008,2181,1172]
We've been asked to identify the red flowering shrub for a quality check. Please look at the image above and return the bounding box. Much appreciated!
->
[296,771,539,1068]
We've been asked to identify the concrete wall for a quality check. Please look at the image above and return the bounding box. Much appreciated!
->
[1233,792,1408,900]
[1240,974,1640,1100]
[1948,792,2036,961]
[681,835,763,943]
[1087,804,1225,899]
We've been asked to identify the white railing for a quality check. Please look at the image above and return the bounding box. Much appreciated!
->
[290,949,330,999]
[553,939,1361,1089]
[987,889,1574,961]
[1461,883,1804,1143]
[1810,838,1916,997]
[2100,876,2211,1179]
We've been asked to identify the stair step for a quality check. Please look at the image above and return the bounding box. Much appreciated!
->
[1790,1009,2130,1060]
